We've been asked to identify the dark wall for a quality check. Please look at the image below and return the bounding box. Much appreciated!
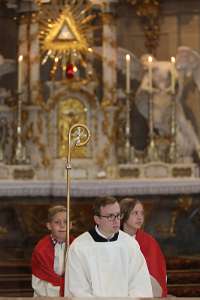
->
[0,9,17,92]
[0,194,200,261]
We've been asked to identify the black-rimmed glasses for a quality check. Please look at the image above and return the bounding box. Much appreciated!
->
[99,213,122,222]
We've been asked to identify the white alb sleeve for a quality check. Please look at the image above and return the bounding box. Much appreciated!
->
[32,274,60,297]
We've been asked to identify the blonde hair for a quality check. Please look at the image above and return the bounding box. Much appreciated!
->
[48,205,66,222]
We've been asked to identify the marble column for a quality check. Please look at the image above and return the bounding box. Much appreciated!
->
[98,5,118,177]
[18,15,29,103]
[102,9,117,106]
[18,10,40,104]
[29,13,40,104]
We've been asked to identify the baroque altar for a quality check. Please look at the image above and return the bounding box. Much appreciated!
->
[0,0,200,184]
[1,4,200,296]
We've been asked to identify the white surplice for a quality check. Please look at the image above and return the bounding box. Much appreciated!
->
[64,229,153,298]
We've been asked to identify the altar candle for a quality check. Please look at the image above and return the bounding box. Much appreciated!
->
[126,54,130,94]
[18,55,23,93]
[171,56,176,94]
[148,56,153,93]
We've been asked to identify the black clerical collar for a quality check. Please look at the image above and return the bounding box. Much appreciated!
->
[88,227,119,242]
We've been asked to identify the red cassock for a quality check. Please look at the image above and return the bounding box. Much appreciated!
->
[135,229,168,297]
[32,235,74,296]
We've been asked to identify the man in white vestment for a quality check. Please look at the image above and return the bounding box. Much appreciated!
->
[64,197,153,298]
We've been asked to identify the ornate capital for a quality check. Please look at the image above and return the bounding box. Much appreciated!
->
[128,0,161,55]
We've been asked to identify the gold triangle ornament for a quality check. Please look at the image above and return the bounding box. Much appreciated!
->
[41,7,89,53]
[38,0,99,80]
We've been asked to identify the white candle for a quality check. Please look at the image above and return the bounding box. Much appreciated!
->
[126,54,130,94]
[18,55,23,93]
[171,56,176,94]
[148,56,153,93]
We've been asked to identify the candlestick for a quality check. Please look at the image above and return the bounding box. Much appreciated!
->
[126,54,130,94]
[13,93,28,165]
[18,55,23,94]
[17,98,22,133]
[148,56,153,93]
[171,56,176,94]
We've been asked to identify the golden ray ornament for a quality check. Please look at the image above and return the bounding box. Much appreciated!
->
[37,0,97,80]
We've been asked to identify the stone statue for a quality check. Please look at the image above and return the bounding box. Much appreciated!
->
[128,47,200,160]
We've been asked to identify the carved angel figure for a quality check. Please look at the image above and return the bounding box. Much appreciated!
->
[117,46,200,161]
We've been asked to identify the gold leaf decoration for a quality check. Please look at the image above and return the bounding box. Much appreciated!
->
[37,0,99,79]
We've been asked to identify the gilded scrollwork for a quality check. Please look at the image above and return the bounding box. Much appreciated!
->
[35,79,98,112]
[37,0,99,79]
[23,112,51,168]
[58,98,88,158]
[128,0,161,54]
[96,106,118,173]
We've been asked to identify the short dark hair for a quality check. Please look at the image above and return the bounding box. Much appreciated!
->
[120,198,142,227]
[93,197,118,216]
[48,205,66,222]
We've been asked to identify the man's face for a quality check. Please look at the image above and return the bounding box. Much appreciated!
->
[94,202,121,237]
[46,211,66,242]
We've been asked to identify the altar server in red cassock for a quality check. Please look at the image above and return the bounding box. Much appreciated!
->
[120,198,168,297]
[31,205,73,297]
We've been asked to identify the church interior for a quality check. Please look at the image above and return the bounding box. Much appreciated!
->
[0,0,200,297]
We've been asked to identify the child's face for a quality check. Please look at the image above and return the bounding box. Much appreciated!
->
[125,202,144,232]
[46,211,66,242]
